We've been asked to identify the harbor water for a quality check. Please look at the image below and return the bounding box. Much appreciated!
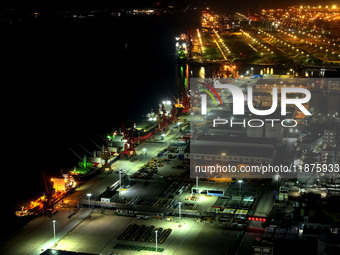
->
[1,10,199,241]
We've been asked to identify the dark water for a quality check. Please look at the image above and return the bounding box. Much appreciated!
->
[1,11,199,240]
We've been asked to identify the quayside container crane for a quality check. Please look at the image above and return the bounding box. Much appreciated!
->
[120,121,136,158]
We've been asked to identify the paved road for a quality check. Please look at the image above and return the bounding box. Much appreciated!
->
[237,232,262,255]
[55,213,240,255]
[0,120,186,255]
[0,208,91,255]
[254,189,275,217]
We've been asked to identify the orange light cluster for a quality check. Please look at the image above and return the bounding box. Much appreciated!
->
[248,217,266,222]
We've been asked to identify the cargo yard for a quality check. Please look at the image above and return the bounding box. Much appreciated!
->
[55,213,241,255]
[2,3,340,255]
[1,110,273,255]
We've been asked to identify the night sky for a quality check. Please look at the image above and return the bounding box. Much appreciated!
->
[2,0,340,12]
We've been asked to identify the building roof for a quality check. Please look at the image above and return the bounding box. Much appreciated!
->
[319,233,340,246]
[191,145,274,158]
[301,134,323,144]
[40,249,98,255]
[100,188,118,199]
[196,134,276,145]
[206,109,292,119]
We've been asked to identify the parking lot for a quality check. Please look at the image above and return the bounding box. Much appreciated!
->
[120,179,227,215]
[56,213,240,255]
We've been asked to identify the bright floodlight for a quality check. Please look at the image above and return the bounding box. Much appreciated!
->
[87,193,92,197]
[238,180,243,183]
[52,220,56,245]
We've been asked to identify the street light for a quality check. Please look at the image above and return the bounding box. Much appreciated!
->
[178,202,182,221]
[87,193,92,209]
[119,170,122,190]
[155,229,158,253]
[52,220,56,245]
[238,180,243,197]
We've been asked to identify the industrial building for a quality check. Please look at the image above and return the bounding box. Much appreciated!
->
[191,135,276,165]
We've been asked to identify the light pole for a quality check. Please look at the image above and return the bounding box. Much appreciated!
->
[155,229,158,253]
[87,193,92,209]
[238,180,243,197]
[161,133,166,142]
[178,202,182,221]
[119,170,122,190]
[143,148,146,159]
[52,220,56,245]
